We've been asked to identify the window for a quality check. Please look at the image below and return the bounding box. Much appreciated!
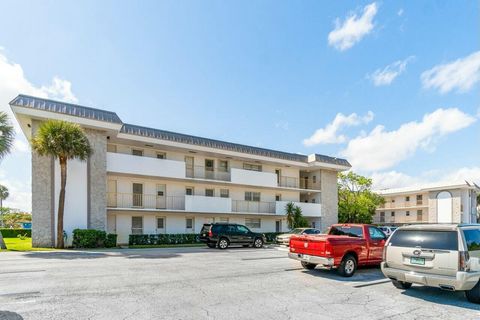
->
[405,196,410,202]
[417,210,423,221]
[329,226,363,238]
[275,169,281,184]
[304,229,321,235]
[416,194,423,204]
[107,144,116,153]
[132,217,143,234]
[186,187,194,196]
[205,159,214,171]
[275,194,281,201]
[132,149,143,156]
[186,218,194,229]
[205,189,214,197]
[245,218,261,229]
[313,175,317,184]
[368,226,386,240]
[406,211,410,216]
[391,199,395,203]
[220,189,229,198]
[389,230,458,250]
[311,199,316,203]
[391,212,395,217]
[156,152,166,159]
[245,191,260,202]
[132,183,143,207]
[157,217,165,229]
[243,163,262,172]
[380,212,385,223]
[218,160,228,172]
[464,229,480,251]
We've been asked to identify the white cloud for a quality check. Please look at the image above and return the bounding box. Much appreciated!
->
[340,108,476,171]
[0,49,77,211]
[371,167,480,190]
[328,2,378,51]
[421,51,480,94]
[303,111,374,146]
[397,9,404,16]
[368,56,414,86]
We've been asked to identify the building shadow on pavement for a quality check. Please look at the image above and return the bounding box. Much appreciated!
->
[300,265,386,283]
[401,286,480,311]
[0,311,24,320]
[22,250,181,260]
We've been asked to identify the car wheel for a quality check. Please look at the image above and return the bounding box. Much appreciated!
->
[391,279,412,290]
[253,238,264,248]
[338,254,357,277]
[301,261,317,270]
[218,238,229,250]
[465,280,480,304]
[206,243,216,248]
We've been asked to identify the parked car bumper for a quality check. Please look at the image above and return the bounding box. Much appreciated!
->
[381,262,480,291]
[288,252,334,266]
[276,238,290,246]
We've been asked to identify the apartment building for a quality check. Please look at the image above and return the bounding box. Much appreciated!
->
[10,95,351,246]
[374,182,479,225]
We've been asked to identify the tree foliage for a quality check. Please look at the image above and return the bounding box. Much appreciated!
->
[0,112,14,161]
[285,202,310,229]
[338,172,384,224]
[32,120,92,248]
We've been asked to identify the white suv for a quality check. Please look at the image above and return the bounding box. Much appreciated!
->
[381,224,480,303]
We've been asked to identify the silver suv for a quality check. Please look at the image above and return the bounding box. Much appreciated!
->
[381,224,480,303]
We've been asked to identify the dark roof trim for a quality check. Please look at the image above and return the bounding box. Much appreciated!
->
[9,94,351,167]
[9,94,122,124]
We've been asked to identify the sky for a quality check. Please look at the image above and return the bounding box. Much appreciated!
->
[0,1,479,211]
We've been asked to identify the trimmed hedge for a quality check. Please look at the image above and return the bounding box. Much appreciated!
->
[129,232,284,246]
[72,229,117,248]
[0,228,31,238]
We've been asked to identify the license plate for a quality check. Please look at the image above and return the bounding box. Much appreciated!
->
[410,257,425,265]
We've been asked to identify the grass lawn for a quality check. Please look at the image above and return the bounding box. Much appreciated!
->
[1,237,54,252]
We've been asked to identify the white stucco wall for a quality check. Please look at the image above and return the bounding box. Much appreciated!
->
[185,195,232,213]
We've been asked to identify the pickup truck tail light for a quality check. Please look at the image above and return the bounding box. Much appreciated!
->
[459,251,470,272]
[324,241,333,257]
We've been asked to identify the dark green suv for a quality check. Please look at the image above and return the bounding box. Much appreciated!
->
[199,223,266,249]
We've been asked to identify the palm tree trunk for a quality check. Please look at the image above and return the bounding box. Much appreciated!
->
[57,158,67,249]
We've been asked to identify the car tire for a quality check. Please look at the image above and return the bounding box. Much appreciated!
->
[391,279,412,290]
[218,238,229,250]
[206,243,216,248]
[301,261,317,270]
[465,280,480,304]
[338,254,357,277]
[253,238,264,248]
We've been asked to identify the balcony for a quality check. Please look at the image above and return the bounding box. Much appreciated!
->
[107,152,186,179]
[278,176,299,188]
[107,193,185,210]
[230,168,277,188]
[232,200,276,214]
[275,201,322,217]
[379,201,427,209]
[299,177,321,190]
[185,166,230,181]
[185,195,232,213]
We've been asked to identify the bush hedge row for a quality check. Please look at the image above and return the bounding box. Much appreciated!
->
[0,228,31,238]
[129,232,283,246]
[72,229,117,248]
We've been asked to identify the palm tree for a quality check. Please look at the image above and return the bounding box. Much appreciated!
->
[0,111,14,161]
[0,185,8,250]
[32,120,92,248]
[285,202,296,230]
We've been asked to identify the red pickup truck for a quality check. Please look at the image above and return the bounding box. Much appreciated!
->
[288,224,387,277]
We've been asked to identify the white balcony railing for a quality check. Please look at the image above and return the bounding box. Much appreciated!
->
[275,201,322,217]
[107,152,186,179]
[232,200,276,214]
[107,193,185,210]
[230,168,277,188]
[185,165,230,181]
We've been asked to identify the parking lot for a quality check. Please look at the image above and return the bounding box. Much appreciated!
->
[0,246,479,320]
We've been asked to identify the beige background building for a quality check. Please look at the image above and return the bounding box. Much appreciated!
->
[374,182,479,225]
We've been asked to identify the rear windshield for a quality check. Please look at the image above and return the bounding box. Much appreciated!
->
[329,226,363,238]
[463,229,480,251]
[389,230,458,250]
[201,224,211,233]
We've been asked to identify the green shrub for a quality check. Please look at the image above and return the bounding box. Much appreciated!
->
[105,233,117,248]
[0,228,32,238]
[72,229,118,248]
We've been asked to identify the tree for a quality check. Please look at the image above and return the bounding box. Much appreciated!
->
[32,120,92,248]
[338,171,384,224]
[285,202,310,229]
[0,111,14,161]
